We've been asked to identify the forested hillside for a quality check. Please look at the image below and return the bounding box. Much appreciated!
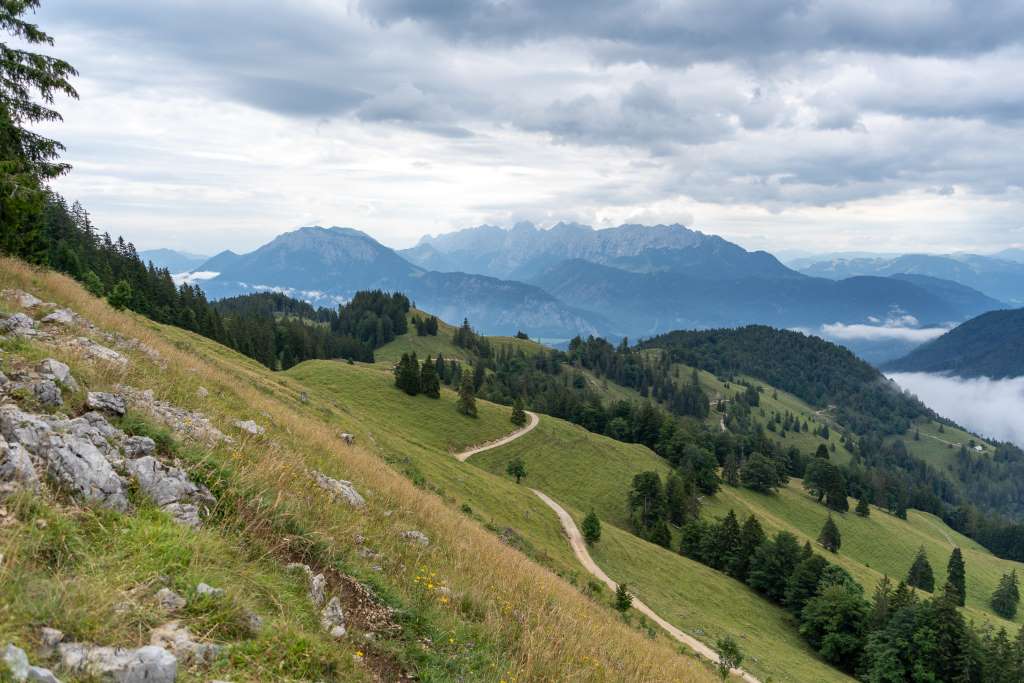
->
[885,308,1024,379]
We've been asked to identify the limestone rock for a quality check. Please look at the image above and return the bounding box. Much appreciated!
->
[1,313,38,337]
[311,470,365,508]
[118,386,228,445]
[309,573,327,608]
[37,359,78,392]
[121,435,156,459]
[41,308,76,326]
[155,588,186,611]
[233,420,264,436]
[400,530,430,546]
[195,582,225,598]
[32,380,63,408]
[3,289,42,308]
[39,628,64,656]
[0,438,40,496]
[58,642,176,683]
[149,621,221,665]
[320,597,347,639]
[26,665,62,683]
[3,643,29,680]
[85,392,126,416]
[70,338,127,365]
[195,386,208,399]
[125,456,213,527]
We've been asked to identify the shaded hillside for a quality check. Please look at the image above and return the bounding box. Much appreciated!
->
[885,308,1024,379]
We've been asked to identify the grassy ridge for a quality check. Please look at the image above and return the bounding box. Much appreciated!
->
[374,310,544,366]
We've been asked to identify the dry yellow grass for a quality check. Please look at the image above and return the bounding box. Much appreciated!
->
[0,257,719,682]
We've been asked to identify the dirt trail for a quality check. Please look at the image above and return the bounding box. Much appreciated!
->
[453,410,761,682]
[531,489,762,683]
[453,410,539,461]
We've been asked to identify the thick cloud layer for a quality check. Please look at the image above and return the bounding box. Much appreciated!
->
[24,1,1024,252]
[889,372,1024,448]
[820,322,949,343]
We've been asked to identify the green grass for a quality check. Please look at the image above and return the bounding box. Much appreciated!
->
[899,418,995,474]
[374,310,545,366]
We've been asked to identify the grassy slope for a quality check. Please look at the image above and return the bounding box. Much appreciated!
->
[374,310,544,366]
[0,259,716,683]
[899,418,995,474]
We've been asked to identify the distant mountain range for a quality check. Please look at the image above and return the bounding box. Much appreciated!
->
[164,223,1008,354]
[139,248,209,273]
[798,253,1024,304]
[885,308,1024,379]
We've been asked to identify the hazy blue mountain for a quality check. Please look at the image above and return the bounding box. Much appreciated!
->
[401,221,795,281]
[995,248,1024,264]
[800,253,1024,304]
[885,308,1024,378]
[531,259,999,337]
[192,226,607,340]
[138,248,209,273]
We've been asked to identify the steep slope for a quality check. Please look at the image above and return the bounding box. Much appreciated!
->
[193,226,610,340]
[0,257,716,683]
[885,308,1024,378]
[800,253,1024,304]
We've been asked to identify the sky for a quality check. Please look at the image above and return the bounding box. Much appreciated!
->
[22,0,1024,254]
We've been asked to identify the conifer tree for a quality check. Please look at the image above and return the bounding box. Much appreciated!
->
[614,583,632,612]
[945,547,967,607]
[510,398,527,426]
[456,373,477,417]
[420,355,440,398]
[818,515,842,553]
[581,511,601,545]
[723,453,739,486]
[991,570,1020,619]
[815,443,830,459]
[107,279,132,310]
[906,546,935,592]
[855,496,870,517]
[728,514,766,582]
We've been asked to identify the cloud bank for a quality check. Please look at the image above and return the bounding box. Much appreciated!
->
[888,372,1024,448]
[821,322,950,343]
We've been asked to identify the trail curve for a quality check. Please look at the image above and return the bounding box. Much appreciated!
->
[453,410,539,461]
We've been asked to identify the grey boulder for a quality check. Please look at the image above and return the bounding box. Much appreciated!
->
[0,438,40,496]
[311,470,365,508]
[37,359,78,392]
[85,392,126,416]
[125,456,214,527]
[58,642,176,683]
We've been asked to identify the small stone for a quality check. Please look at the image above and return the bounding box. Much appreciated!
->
[195,386,208,399]
[150,621,221,665]
[26,666,62,683]
[35,518,47,529]
[320,597,346,639]
[4,289,42,308]
[2,643,30,680]
[38,628,64,656]
[298,392,309,404]
[0,439,40,496]
[311,470,365,508]
[244,610,263,634]
[85,392,126,416]
[309,573,326,608]
[0,313,36,336]
[156,588,186,611]
[122,435,156,458]
[58,643,176,682]
[400,530,430,546]
[233,420,265,436]
[70,338,127,365]
[339,432,354,445]
[32,380,63,408]
[195,582,225,598]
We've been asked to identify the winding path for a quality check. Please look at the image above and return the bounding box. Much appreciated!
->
[455,410,762,682]
[453,410,539,461]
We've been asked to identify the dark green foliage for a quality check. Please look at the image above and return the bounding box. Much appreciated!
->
[698,510,742,573]
[506,457,526,484]
[664,473,697,527]
[628,471,671,546]
[818,515,841,553]
[715,635,743,681]
[815,443,830,459]
[785,554,829,615]
[394,352,421,395]
[722,453,739,486]
[581,511,601,545]
[510,398,527,426]
[803,459,848,512]
[107,279,132,310]
[419,355,441,398]
[906,546,935,593]
[945,547,967,607]
[990,570,1019,619]
[740,453,783,493]
[799,584,868,672]
[452,318,492,357]
[747,531,803,603]
[855,496,871,517]
[613,583,632,612]
[412,314,439,336]
[728,515,765,582]
[456,374,477,417]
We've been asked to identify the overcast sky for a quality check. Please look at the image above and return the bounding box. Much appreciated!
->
[25,0,1024,254]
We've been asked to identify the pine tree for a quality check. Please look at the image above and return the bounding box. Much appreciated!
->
[906,546,935,592]
[815,443,830,459]
[107,279,132,310]
[945,547,967,607]
[581,511,601,545]
[419,355,441,398]
[785,554,829,615]
[855,496,870,517]
[991,570,1020,619]
[728,514,765,582]
[510,398,527,426]
[818,515,842,553]
[723,453,739,486]
[614,583,632,612]
[456,374,477,417]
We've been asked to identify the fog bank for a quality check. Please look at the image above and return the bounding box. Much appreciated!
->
[888,372,1024,448]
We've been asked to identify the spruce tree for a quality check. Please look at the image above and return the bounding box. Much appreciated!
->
[991,570,1020,619]
[420,355,441,398]
[107,279,132,310]
[906,546,935,592]
[815,443,830,459]
[945,547,967,607]
[614,583,632,612]
[818,515,842,553]
[510,398,527,426]
[855,496,870,517]
[581,511,601,545]
[728,514,765,582]
[456,373,477,417]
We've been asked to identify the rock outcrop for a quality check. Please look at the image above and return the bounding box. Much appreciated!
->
[311,470,365,508]
[125,456,215,527]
